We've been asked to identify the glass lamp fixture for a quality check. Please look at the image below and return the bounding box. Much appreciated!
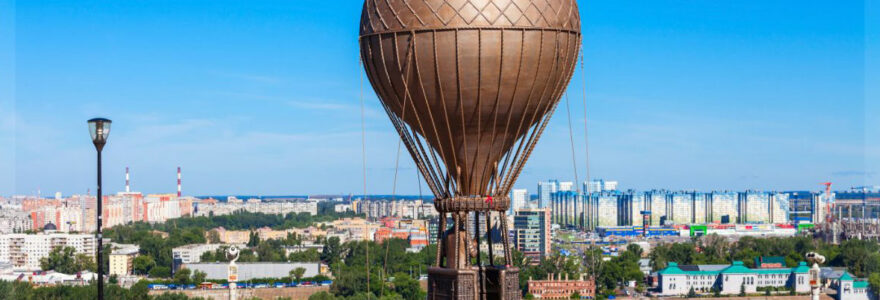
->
[87,118,112,150]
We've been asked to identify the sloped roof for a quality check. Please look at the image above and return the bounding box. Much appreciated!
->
[853,281,869,289]
[720,261,754,274]
[792,262,810,274]
[658,262,687,275]
[839,272,854,281]
[658,261,813,276]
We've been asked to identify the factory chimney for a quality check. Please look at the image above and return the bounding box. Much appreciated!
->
[125,167,130,193]
[177,167,182,197]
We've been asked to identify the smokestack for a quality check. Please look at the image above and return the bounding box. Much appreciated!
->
[177,167,182,197]
[125,167,130,193]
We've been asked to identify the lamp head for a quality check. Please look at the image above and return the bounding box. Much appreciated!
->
[87,118,112,151]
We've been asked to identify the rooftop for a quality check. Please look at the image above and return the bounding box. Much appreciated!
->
[659,261,811,276]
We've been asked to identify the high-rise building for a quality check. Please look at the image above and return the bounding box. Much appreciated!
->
[558,181,574,192]
[594,192,619,227]
[630,192,646,227]
[770,193,790,224]
[513,208,551,263]
[739,191,770,223]
[551,191,580,227]
[647,191,667,226]
[510,189,528,214]
[710,192,737,224]
[537,180,559,209]
[785,191,814,223]
[693,192,709,224]
[669,192,692,225]
[585,179,619,193]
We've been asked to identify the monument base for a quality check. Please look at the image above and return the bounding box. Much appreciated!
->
[428,266,521,300]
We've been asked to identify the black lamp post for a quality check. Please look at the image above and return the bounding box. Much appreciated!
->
[88,118,111,300]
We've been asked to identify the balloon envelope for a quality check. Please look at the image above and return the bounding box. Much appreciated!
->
[360,0,581,196]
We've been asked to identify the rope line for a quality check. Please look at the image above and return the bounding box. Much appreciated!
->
[358,55,371,297]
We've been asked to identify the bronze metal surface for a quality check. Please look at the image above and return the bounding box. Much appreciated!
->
[359,1,581,298]
[360,0,581,197]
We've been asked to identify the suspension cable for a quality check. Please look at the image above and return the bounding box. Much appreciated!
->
[565,92,580,225]
[581,47,591,188]
[359,56,370,296]
[382,138,402,296]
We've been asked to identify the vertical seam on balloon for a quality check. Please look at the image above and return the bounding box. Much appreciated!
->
[503,29,575,193]
[395,32,450,198]
[455,28,468,196]
[501,28,560,192]
[498,29,547,192]
[468,28,484,196]
[431,29,459,198]
[494,28,527,197]
[480,28,506,197]
[373,34,445,196]
[409,29,455,200]
[363,37,437,195]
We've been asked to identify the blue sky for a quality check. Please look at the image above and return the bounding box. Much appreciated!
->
[0,0,876,196]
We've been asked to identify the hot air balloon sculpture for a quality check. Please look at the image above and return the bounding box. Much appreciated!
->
[359,0,581,299]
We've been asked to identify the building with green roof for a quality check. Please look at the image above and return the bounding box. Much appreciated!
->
[656,261,812,296]
[837,271,873,300]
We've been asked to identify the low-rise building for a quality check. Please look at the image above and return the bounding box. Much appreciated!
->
[0,232,97,271]
[837,272,873,300]
[656,261,812,296]
[182,262,323,281]
[108,244,139,276]
[172,244,242,264]
[527,274,595,299]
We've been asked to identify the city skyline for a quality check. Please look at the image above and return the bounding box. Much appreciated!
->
[1,0,877,196]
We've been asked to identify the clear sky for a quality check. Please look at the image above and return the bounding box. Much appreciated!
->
[0,0,876,196]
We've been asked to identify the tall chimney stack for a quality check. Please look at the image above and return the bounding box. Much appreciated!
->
[177,167,182,197]
[125,167,130,193]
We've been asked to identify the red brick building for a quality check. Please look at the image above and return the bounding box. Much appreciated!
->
[527,274,595,299]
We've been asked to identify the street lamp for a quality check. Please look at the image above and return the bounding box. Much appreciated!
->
[88,118,111,300]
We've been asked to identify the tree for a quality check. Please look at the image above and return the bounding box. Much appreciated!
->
[40,246,84,273]
[869,273,880,299]
[207,230,221,244]
[570,292,581,299]
[75,253,97,273]
[192,270,207,284]
[173,268,192,285]
[309,292,338,300]
[322,237,342,264]
[626,244,644,258]
[688,287,697,298]
[739,283,746,297]
[291,267,306,282]
[392,272,423,300]
[132,255,156,275]
[247,231,260,247]
[149,266,172,278]
[38,246,95,274]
